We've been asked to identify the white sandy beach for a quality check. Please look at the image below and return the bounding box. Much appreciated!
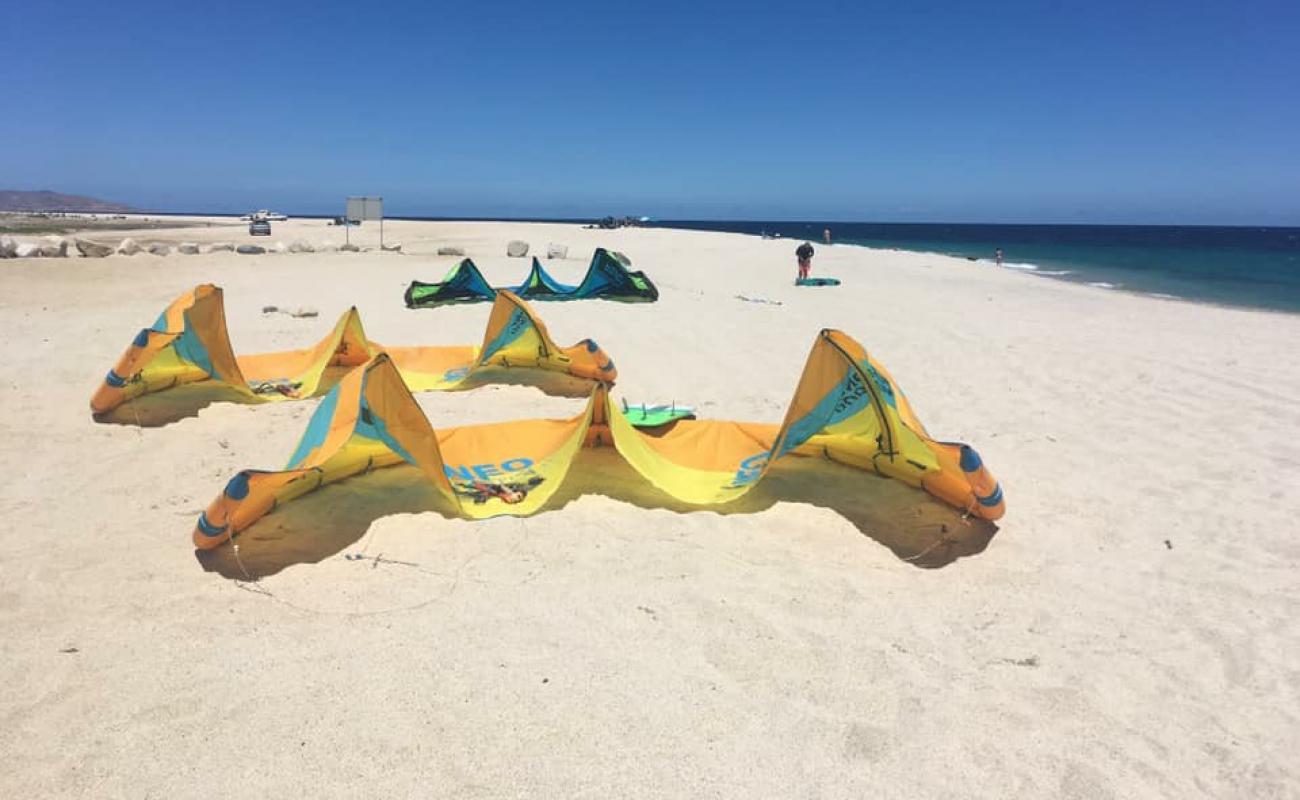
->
[1,218,1297,797]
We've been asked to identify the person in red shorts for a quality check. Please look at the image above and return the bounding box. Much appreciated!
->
[796,241,815,281]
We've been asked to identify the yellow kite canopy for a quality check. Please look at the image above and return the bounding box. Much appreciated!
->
[195,330,1004,549]
[90,284,616,416]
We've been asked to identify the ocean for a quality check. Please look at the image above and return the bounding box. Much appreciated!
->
[648,221,1300,314]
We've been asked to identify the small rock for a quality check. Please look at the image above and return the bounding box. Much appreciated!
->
[148,242,171,256]
[288,240,314,253]
[75,238,113,258]
[116,237,142,255]
[262,305,279,313]
[272,241,289,254]
[546,243,568,259]
[43,236,71,257]
[339,243,360,252]
[289,307,319,318]
[208,242,235,253]
[236,244,266,255]
[436,246,465,256]
[381,241,402,252]
[506,240,529,257]
[0,234,17,257]
[15,242,42,258]
[177,242,200,255]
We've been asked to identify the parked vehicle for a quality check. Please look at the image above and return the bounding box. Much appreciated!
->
[249,220,271,236]
[330,216,361,226]
[242,209,288,222]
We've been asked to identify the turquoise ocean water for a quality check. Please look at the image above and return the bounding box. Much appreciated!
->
[649,221,1300,313]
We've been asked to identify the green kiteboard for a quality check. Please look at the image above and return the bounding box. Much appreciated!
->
[621,400,696,428]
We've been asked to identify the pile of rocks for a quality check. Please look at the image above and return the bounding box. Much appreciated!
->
[2,235,370,259]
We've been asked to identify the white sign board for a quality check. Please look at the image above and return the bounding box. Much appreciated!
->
[346,196,383,221]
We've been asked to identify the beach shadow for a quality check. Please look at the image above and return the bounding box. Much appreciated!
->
[97,368,601,427]
[94,382,260,427]
[196,449,997,580]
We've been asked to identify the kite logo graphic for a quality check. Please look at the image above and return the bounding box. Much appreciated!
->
[444,459,535,482]
[453,475,545,505]
[833,371,869,415]
[729,452,768,488]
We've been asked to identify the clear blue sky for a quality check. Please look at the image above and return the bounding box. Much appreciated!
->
[7,0,1299,224]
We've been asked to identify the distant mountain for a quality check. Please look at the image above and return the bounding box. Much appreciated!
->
[0,190,137,213]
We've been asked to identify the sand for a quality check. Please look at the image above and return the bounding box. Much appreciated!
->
[1,218,1297,797]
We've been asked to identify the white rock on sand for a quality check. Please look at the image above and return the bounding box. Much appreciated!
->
[1,217,1297,798]
[147,242,171,256]
[547,242,569,259]
[437,245,465,256]
[288,240,314,253]
[208,242,235,253]
[318,242,338,252]
[39,236,69,257]
[507,239,529,257]
[15,242,42,258]
[272,241,289,254]
[74,238,114,258]
[176,242,201,255]
[0,234,17,257]
[116,237,142,255]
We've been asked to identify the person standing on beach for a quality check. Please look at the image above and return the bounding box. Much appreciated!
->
[823,227,832,245]
[796,241,815,281]
[995,248,1004,266]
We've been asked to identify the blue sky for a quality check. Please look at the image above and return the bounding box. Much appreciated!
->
[6,0,1299,223]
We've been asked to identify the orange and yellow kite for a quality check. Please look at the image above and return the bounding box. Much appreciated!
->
[194,329,1004,549]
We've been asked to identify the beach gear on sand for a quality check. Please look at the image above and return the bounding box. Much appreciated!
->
[796,277,841,287]
[90,285,615,417]
[405,248,658,307]
[194,329,1004,549]
[621,400,696,428]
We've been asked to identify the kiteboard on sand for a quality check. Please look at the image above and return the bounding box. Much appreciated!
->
[621,400,696,428]
[796,277,841,287]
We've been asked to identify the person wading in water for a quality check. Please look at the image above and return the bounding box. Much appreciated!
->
[796,241,815,281]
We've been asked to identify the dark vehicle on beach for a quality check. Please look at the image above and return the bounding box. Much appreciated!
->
[330,216,361,226]
[249,220,271,236]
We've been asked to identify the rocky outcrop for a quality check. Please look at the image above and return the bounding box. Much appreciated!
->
[75,238,114,257]
[506,240,529,257]
[1,235,18,258]
[436,246,465,256]
[177,242,201,255]
[116,238,143,255]
[15,242,42,258]
[288,240,314,253]
[236,244,265,255]
[148,242,171,256]
[546,243,568,259]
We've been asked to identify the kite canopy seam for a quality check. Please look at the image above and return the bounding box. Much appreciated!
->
[194,330,1005,550]
[405,248,659,308]
[90,285,616,417]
